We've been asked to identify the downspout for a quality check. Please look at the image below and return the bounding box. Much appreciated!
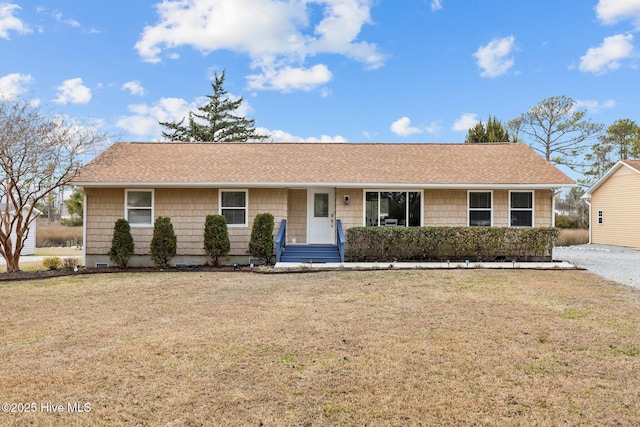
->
[82,191,87,266]
[583,196,592,245]
[551,189,556,228]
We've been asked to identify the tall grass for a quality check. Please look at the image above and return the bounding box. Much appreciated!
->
[556,228,589,246]
[36,221,83,247]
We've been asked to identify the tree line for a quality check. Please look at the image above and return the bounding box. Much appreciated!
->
[464,95,639,188]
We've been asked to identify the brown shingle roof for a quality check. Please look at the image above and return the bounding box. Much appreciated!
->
[72,142,575,188]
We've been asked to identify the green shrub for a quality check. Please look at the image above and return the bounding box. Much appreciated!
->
[248,213,274,265]
[150,216,177,268]
[345,226,559,262]
[60,217,83,227]
[42,257,62,270]
[204,214,230,267]
[108,219,135,268]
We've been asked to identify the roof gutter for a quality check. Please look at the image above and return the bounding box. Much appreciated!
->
[72,181,576,190]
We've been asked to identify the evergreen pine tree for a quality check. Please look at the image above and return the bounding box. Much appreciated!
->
[465,116,511,143]
[203,214,230,267]
[159,70,269,142]
[108,219,135,268]
[150,217,177,268]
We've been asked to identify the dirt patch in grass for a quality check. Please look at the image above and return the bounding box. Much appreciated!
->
[1,270,639,425]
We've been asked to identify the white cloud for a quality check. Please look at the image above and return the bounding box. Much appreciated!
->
[262,128,347,142]
[390,117,423,137]
[473,36,516,78]
[135,0,385,92]
[54,78,92,105]
[452,113,479,132]
[116,95,347,142]
[579,34,634,74]
[247,64,332,92]
[116,97,195,138]
[52,11,80,27]
[0,3,31,39]
[122,80,145,96]
[596,0,640,27]
[431,0,443,12]
[574,99,617,113]
[0,73,33,100]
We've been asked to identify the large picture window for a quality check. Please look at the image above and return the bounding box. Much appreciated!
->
[365,191,421,227]
[126,190,154,226]
[468,191,492,226]
[220,190,248,227]
[510,191,534,227]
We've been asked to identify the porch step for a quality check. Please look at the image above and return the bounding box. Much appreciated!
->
[280,245,341,263]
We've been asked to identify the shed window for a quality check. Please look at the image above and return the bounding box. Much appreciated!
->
[220,190,248,227]
[126,190,153,226]
[510,191,534,227]
[468,191,492,226]
[598,210,603,225]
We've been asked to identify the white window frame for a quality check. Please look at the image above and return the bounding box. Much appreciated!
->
[362,190,424,227]
[468,190,493,226]
[509,190,535,228]
[598,210,603,225]
[219,189,249,228]
[125,189,154,227]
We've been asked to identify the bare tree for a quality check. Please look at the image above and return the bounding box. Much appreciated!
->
[0,98,107,272]
[515,96,603,171]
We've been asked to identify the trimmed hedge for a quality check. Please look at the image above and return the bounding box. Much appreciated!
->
[204,214,230,267]
[248,213,275,265]
[345,226,559,262]
[109,219,135,268]
[150,216,177,268]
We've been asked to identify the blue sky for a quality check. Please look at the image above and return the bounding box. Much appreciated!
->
[1,0,640,146]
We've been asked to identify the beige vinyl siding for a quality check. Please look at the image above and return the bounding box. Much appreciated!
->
[85,187,288,257]
[424,190,467,226]
[154,188,217,256]
[591,167,640,249]
[336,189,363,230]
[85,188,125,254]
[238,188,287,256]
[535,190,553,227]
[493,190,508,227]
[287,189,307,244]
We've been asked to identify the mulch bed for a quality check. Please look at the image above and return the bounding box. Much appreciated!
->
[0,265,249,282]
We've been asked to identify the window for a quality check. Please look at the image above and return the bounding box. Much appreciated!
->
[126,190,153,226]
[468,191,492,226]
[365,191,421,227]
[598,210,603,225]
[314,193,329,217]
[510,191,534,227]
[220,190,248,227]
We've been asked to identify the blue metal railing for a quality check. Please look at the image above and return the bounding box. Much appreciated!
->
[336,219,345,263]
[275,219,287,263]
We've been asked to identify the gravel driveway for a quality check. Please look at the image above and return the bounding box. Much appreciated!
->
[553,244,640,289]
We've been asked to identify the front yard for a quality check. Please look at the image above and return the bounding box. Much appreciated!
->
[1,270,639,425]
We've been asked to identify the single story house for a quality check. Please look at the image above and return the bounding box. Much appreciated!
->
[72,142,575,267]
[583,159,640,249]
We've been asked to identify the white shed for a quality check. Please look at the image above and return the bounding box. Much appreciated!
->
[1,206,39,256]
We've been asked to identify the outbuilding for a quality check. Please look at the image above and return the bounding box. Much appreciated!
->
[583,160,640,249]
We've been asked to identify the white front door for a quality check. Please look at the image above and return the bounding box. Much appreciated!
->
[307,188,335,244]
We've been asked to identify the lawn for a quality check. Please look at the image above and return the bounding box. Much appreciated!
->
[1,269,639,426]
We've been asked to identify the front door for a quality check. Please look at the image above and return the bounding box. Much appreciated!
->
[307,188,335,244]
